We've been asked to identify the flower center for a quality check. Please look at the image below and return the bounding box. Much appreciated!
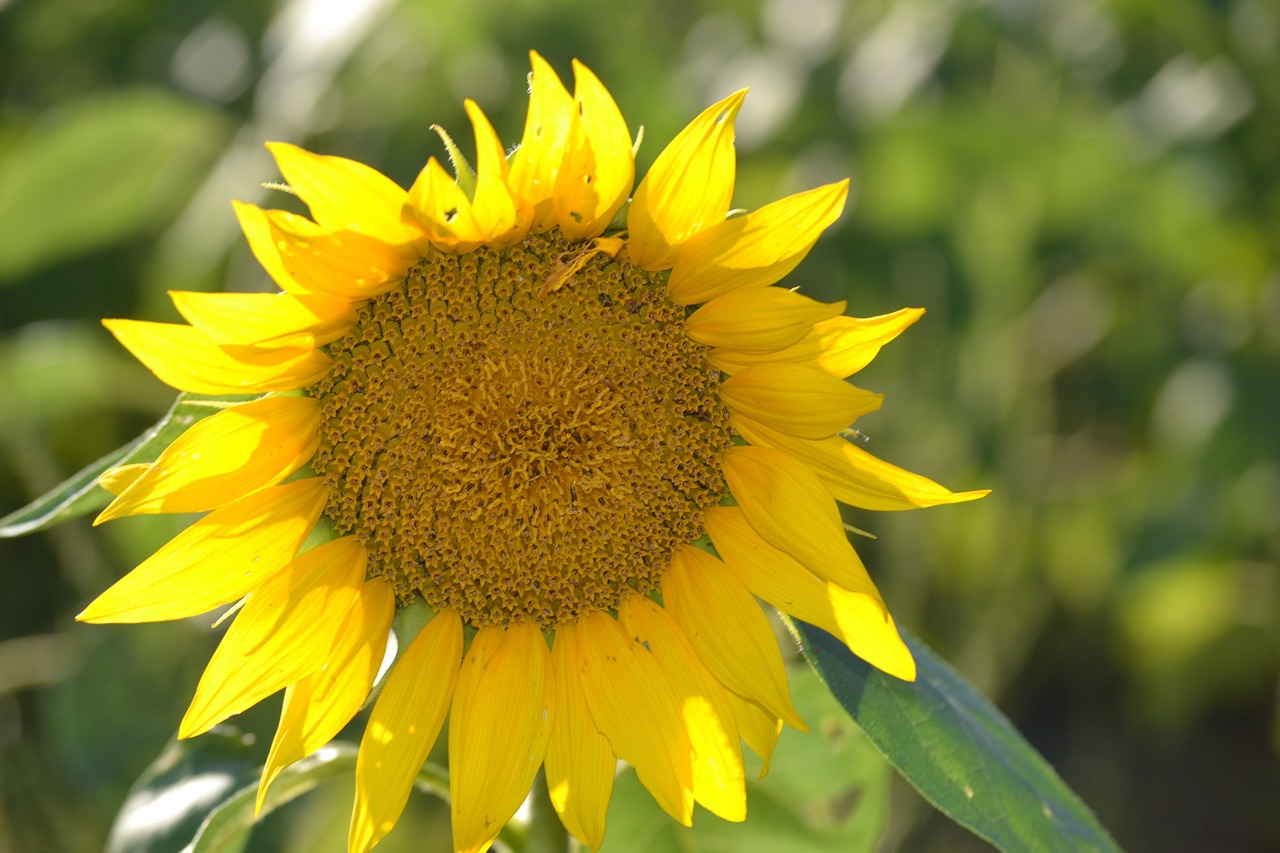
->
[312,232,732,629]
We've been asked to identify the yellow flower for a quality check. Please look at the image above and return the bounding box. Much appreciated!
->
[80,52,986,853]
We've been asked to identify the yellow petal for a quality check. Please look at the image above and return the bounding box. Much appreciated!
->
[719,363,882,439]
[574,612,695,826]
[724,691,782,778]
[463,99,533,247]
[95,396,320,524]
[732,413,990,511]
[667,180,850,304]
[721,444,872,592]
[627,91,745,270]
[403,157,487,254]
[77,478,326,623]
[619,596,746,822]
[232,200,325,295]
[546,626,615,850]
[350,609,463,853]
[102,319,331,395]
[706,506,916,680]
[685,287,846,353]
[449,623,556,853]
[265,210,412,300]
[266,142,414,246]
[179,536,368,738]
[170,290,357,349]
[709,308,924,377]
[509,51,575,231]
[707,504,881,605]
[99,463,149,496]
[662,547,806,732]
[258,578,395,811]
[553,60,634,240]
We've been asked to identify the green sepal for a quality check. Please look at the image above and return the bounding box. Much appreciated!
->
[795,621,1123,853]
[361,596,436,710]
[607,198,632,232]
[432,124,477,200]
[0,392,262,538]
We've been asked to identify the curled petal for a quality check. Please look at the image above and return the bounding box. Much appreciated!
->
[732,413,990,511]
[710,308,924,378]
[553,60,635,240]
[667,180,849,304]
[628,91,745,270]
[685,287,846,354]
[265,210,412,300]
[721,444,873,592]
[462,99,533,246]
[509,51,575,231]
[719,363,881,439]
[232,201,323,295]
[103,320,331,395]
[706,505,915,681]
[266,142,415,246]
[99,463,149,496]
[725,692,782,778]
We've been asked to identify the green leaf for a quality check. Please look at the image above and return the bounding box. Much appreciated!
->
[106,727,361,853]
[0,90,229,282]
[186,742,359,853]
[796,623,1123,853]
[105,727,265,853]
[0,393,259,538]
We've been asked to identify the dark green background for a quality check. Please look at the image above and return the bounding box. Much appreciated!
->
[2,0,1278,850]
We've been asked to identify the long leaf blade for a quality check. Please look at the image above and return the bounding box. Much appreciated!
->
[796,622,1123,853]
[0,393,259,538]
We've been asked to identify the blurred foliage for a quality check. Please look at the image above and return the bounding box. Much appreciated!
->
[1,0,1278,850]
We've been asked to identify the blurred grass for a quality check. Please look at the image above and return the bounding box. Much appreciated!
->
[2,0,1279,850]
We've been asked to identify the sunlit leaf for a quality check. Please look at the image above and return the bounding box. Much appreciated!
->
[796,623,1123,853]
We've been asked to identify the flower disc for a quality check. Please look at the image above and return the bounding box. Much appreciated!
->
[312,233,732,628]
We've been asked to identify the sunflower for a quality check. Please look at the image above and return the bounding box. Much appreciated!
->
[79,52,985,853]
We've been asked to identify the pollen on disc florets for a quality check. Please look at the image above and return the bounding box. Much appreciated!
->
[311,232,732,629]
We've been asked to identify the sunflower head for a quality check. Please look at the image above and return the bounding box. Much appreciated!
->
[81,50,986,853]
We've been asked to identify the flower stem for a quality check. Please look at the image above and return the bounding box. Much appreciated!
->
[524,769,569,853]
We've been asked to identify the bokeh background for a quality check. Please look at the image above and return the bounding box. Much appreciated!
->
[2,0,1278,850]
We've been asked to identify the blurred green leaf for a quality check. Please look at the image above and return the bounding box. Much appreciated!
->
[0,393,259,538]
[0,90,228,282]
[797,623,1123,853]
[187,743,358,853]
[105,727,264,853]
